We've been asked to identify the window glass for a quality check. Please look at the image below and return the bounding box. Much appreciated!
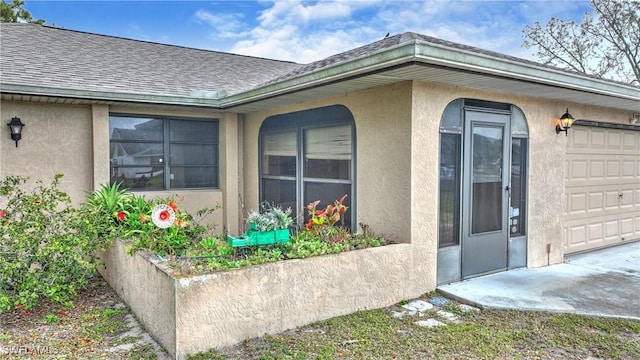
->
[440,99,463,133]
[170,119,218,142]
[471,125,504,234]
[170,144,217,165]
[510,138,527,236]
[110,117,163,141]
[438,133,461,247]
[262,178,297,222]
[511,106,529,137]
[304,181,352,229]
[304,125,352,180]
[170,167,218,188]
[262,131,297,176]
[110,166,165,189]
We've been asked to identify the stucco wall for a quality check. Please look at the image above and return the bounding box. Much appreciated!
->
[1,101,93,203]
[173,243,415,358]
[98,240,420,359]
[97,239,177,357]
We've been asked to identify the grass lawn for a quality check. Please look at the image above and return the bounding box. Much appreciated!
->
[1,276,639,359]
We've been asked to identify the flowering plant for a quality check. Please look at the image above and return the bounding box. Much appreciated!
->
[305,194,348,230]
[83,183,215,256]
[246,202,293,231]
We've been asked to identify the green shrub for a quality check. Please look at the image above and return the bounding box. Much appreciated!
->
[81,183,217,257]
[0,174,111,313]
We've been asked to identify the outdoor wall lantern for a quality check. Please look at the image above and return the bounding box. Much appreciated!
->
[555,108,574,136]
[7,116,25,147]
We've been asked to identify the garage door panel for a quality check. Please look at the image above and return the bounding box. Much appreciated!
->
[569,193,587,214]
[590,160,605,179]
[588,191,604,211]
[623,132,637,149]
[621,218,634,237]
[565,126,640,254]
[622,160,635,177]
[607,131,622,149]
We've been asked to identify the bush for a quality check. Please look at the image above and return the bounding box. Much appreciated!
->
[82,183,217,257]
[0,174,111,313]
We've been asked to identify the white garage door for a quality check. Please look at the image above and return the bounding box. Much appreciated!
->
[564,125,640,254]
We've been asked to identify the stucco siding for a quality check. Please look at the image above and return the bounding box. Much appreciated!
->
[1,101,93,204]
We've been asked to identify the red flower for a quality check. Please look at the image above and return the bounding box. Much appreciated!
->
[59,310,68,316]
[116,211,126,221]
[0,210,5,218]
[35,200,41,205]
[159,210,170,221]
[16,304,23,310]
[168,200,178,212]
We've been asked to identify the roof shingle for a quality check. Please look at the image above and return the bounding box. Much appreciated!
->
[0,23,302,98]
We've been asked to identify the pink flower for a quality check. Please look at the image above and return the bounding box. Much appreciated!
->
[0,210,5,218]
[116,211,126,221]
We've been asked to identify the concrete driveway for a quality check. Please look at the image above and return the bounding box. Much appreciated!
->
[438,241,640,320]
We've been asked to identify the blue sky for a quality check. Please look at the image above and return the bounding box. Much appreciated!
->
[25,0,591,64]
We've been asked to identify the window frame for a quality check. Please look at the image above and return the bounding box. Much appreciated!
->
[109,113,219,190]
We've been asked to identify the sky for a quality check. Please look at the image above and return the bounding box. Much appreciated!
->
[24,0,592,64]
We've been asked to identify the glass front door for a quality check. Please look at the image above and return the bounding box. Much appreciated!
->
[461,111,510,278]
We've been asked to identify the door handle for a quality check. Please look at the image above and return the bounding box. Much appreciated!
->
[505,185,511,191]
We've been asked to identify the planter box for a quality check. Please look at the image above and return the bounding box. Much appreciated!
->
[98,239,428,359]
[227,228,290,247]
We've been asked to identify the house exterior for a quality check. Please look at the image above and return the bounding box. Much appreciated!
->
[1,23,639,288]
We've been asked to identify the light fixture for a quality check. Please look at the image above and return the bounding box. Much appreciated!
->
[555,108,574,136]
[7,116,25,147]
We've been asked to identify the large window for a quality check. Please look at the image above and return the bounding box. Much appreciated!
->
[109,114,219,190]
[260,105,355,229]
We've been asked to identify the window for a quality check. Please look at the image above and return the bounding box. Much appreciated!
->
[260,105,355,229]
[109,114,219,190]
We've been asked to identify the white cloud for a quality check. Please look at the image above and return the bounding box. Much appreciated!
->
[196,0,592,64]
[195,9,250,39]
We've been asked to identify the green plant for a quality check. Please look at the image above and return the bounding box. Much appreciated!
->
[44,313,60,324]
[0,174,111,313]
[246,202,293,231]
[80,182,132,240]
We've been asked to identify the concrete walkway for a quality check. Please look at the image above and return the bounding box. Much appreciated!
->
[438,241,640,320]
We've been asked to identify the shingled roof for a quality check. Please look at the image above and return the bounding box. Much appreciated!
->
[2,23,637,112]
[0,23,302,99]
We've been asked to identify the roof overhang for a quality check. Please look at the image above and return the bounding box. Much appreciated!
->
[2,39,638,114]
[221,40,639,113]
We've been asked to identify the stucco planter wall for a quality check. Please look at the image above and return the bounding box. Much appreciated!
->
[98,239,419,359]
